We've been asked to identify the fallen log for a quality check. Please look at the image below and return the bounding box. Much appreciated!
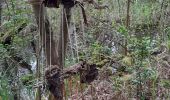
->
[45,61,98,83]
[45,61,98,98]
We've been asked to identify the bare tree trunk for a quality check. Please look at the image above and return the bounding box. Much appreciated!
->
[0,0,2,26]
[126,0,130,28]
[124,0,131,56]
[31,1,59,65]
[30,1,60,100]
[30,1,71,99]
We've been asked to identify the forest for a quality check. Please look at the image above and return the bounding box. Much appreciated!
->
[0,0,170,100]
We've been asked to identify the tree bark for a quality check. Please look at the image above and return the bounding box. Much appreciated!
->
[31,1,59,65]
[30,0,66,99]
[0,2,2,26]
[0,0,4,26]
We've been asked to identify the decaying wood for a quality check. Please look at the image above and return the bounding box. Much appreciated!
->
[45,61,98,100]
[45,61,98,84]
[45,65,62,99]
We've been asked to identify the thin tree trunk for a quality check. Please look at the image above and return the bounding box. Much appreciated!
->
[126,0,130,28]
[0,0,2,26]
[58,6,71,67]
[124,0,130,55]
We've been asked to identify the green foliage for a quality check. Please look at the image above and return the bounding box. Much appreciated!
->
[85,42,112,64]
[0,0,34,99]
[117,25,128,37]
[0,76,13,100]
[127,36,151,60]
[140,68,157,80]
[165,27,170,36]
[21,74,34,86]
[132,1,157,24]
[0,44,10,59]
[160,79,170,89]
